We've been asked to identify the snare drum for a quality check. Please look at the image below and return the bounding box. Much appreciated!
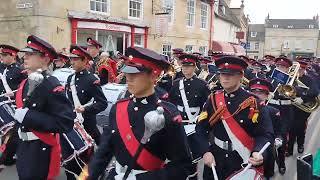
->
[0,103,15,136]
[227,167,264,180]
[60,123,94,165]
[51,68,74,86]
[97,83,127,127]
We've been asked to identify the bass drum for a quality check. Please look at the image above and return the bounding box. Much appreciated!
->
[97,83,128,128]
[227,168,264,180]
[51,68,75,86]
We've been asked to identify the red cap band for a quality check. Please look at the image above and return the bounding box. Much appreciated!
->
[129,57,162,75]
[1,49,17,56]
[28,42,55,60]
[250,84,270,92]
[218,64,243,71]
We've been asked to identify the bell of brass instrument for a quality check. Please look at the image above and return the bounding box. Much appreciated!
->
[277,62,319,112]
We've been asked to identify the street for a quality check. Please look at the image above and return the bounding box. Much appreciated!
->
[1,107,319,180]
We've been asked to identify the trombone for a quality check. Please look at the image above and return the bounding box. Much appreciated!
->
[269,62,319,112]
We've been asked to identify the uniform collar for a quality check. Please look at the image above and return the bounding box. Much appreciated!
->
[224,87,243,98]
[76,69,89,76]
[132,93,158,106]
[184,75,196,81]
[4,63,16,68]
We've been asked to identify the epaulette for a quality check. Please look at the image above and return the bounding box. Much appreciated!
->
[93,79,100,85]
[52,85,65,93]
[158,101,182,123]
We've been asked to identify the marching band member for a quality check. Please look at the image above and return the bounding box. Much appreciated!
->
[87,47,193,180]
[267,57,294,174]
[15,35,74,180]
[86,37,102,74]
[63,45,108,180]
[195,56,274,179]
[287,58,319,155]
[249,78,284,179]
[53,53,70,71]
[0,44,26,170]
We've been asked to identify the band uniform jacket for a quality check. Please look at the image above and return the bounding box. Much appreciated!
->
[16,71,75,178]
[65,69,108,141]
[88,94,193,180]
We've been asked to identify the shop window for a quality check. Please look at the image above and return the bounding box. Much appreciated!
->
[90,0,110,14]
[129,0,143,19]
[134,34,144,47]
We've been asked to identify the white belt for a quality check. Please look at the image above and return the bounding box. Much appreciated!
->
[177,105,200,123]
[115,161,146,176]
[18,128,39,141]
[177,105,200,113]
[214,137,234,151]
[269,99,291,105]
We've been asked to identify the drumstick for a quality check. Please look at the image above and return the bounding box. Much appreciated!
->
[238,142,271,177]
[211,163,218,180]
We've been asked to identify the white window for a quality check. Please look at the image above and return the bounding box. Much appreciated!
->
[90,0,110,14]
[163,0,174,23]
[199,46,207,55]
[271,39,278,49]
[305,40,314,50]
[254,56,258,59]
[254,42,259,50]
[162,44,172,56]
[309,24,315,29]
[273,24,278,28]
[283,40,289,49]
[186,0,196,27]
[295,40,302,49]
[129,0,143,19]
[134,34,144,47]
[185,45,193,53]
[250,32,257,37]
[200,3,208,29]
[287,25,294,28]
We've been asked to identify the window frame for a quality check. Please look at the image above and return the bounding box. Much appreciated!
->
[163,0,175,24]
[89,0,111,15]
[199,46,207,55]
[254,42,259,50]
[200,2,208,30]
[162,44,172,57]
[186,0,196,27]
[273,24,279,28]
[134,34,144,47]
[185,45,194,53]
[250,31,257,38]
[128,0,143,20]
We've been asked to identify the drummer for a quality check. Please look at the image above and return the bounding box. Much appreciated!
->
[64,45,108,180]
[194,56,274,179]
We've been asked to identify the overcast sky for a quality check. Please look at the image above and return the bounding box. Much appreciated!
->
[230,0,320,24]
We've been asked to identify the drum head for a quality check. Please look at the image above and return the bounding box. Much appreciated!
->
[227,168,264,180]
[52,68,75,86]
[97,83,128,127]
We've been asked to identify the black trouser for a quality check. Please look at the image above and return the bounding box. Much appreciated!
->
[288,107,310,152]
[203,145,242,180]
[264,146,275,178]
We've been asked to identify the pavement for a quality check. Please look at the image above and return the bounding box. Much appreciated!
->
[1,108,320,180]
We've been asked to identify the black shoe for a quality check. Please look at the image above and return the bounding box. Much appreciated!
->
[298,146,304,154]
[279,166,286,175]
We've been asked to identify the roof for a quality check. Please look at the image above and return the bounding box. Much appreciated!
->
[248,24,265,41]
[214,0,241,27]
[68,10,148,28]
[265,19,319,29]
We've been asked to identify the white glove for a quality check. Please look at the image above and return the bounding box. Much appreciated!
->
[114,172,136,180]
[14,108,29,123]
[294,97,304,104]
[275,138,283,148]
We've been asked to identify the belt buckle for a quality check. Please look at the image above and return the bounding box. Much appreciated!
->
[223,141,232,151]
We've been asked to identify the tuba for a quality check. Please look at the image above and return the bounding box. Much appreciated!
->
[277,62,319,113]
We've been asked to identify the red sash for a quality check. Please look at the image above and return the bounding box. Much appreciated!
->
[16,79,61,180]
[116,100,165,170]
[215,91,254,151]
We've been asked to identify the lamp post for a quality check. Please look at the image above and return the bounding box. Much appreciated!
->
[246,14,250,56]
